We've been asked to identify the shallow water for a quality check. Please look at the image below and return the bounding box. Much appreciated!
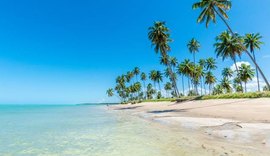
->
[0,104,202,156]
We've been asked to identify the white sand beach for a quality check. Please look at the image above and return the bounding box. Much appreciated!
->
[111,98,270,155]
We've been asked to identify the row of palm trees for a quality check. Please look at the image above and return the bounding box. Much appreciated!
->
[107,0,269,102]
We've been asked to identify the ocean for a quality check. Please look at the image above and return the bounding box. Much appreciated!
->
[0,104,195,156]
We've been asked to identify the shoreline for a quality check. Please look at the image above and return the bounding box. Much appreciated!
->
[110,98,270,155]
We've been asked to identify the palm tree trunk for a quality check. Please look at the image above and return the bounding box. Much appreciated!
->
[167,63,180,97]
[204,77,206,95]
[188,78,191,95]
[200,78,203,95]
[252,51,260,92]
[213,8,270,89]
[209,84,211,95]
[245,82,247,93]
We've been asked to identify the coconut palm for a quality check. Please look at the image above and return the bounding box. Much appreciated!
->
[140,72,147,98]
[215,31,244,90]
[199,59,207,95]
[244,33,263,91]
[106,88,114,97]
[133,67,140,82]
[164,82,172,98]
[213,84,223,95]
[155,71,163,91]
[220,77,232,93]
[126,71,134,83]
[222,67,233,79]
[170,57,178,71]
[146,83,156,99]
[205,57,217,71]
[178,59,193,94]
[187,38,200,64]
[205,71,216,95]
[148,21,179,96]
[233,76,243,92]
[239,64,255,93]
[192,64,203,95]
[149,70,158,89]
[192,0,270,89]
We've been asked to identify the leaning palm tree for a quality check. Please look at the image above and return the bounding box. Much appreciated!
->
[205,57,217,71]
[222,67,234,79]
[239,64,255,93]
[192,0,270,89]
[148,21,179,96]
[244,33,263,92]
[106,88,114,97]
[215,31,244,90]
[133,67,140,82]
[205,71,216,94]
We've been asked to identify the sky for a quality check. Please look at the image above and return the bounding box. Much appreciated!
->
[0,0,269,104]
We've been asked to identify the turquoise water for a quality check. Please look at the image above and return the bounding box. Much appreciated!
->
[0,104,200,156]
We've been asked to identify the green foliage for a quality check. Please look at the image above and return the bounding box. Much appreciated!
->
[202,92,270,100]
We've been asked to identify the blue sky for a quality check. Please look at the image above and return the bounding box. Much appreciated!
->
[0,0,269,104]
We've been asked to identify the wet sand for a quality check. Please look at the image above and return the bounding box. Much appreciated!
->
[110,98,270,156]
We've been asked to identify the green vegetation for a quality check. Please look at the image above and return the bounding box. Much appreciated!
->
[106,0,269,104]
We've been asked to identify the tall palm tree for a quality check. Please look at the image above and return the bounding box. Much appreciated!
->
[213,84,223,95]
[170,57,178,72]
[239,64,255,93]
[140,72,147,99]
[106,88,114,97]
[133,67,140,82]
[187,38,200,64]
[244,33,263,92]
[148,21,179,96]
[215,31,244,90]
[192,0,270,89]
[149,70,158,89]
[205,57,217,71]
[222,67,233,79]
[155,71,163,91]
[199,59,206,95]
[192,64,203,95]
[178,59,193,94]
[205,71,216,94]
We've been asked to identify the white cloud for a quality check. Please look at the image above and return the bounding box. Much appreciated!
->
[230,61,251,72]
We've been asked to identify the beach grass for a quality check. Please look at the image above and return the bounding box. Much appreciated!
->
[139,92,270,104]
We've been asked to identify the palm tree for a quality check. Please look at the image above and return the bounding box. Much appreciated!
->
[133,67,140,82]
[178,59,193,94]
[222,67,233,79]
[187,38,200,64]
[146,83,156,99]
[213,84,223,95]
[199,59,206,95]
[106,88,114,97]
[244,33,263,92]
[220,77,232,93]
[215,31,244,90]
[205,71,216,95]
[140,72,147,98]
[239,64,255,93]
[193,64,203,95]
[126,71,134,83]
[192,0,270,89]
[205,57,217,71]
[149,70,158,89]
[170,57,178,72]
[148,21,179,96]
[164,82,172,98]
[155,71,163,91]
[233,76,243,93]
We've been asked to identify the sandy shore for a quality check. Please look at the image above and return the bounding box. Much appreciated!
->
[110,98,270,155]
